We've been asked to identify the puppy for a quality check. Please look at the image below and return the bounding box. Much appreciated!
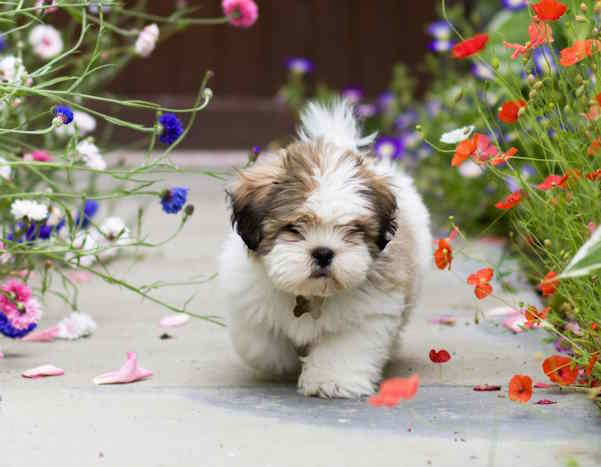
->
[219,100,431,398]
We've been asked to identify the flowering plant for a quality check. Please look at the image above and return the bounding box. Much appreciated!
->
[0,0,258,347]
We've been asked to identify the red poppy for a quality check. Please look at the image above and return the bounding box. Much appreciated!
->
[491,147,518,166]
[508,374,533,404]
[531,0,567,21]
[368,374,420,407]
[451,33,489,59]
[467,267,494,299]
[498,100,527,124]
[525,305,551,326]
[560,40,601,67]
[536,174,568,191]
[586,353,599,377]
[495,190,523,210]
[451,134,479,166]
[429,349,451,364]
[504,17,553,59]
[434,238,453,270]
[587,139,601,156]
[543,355,579,385]
[592,322,599,331]
[586,169,601,181]
[538,271,559,296]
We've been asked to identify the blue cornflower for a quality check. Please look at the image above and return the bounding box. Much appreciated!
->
[374,137,404,161]
[341,87,363,105]
[159,113,184,145]
[395,110,418,130]
[472,63,495,80]
[75,200,99,229]
[0,36,6,52]
[429,39,454,53]
[55,105,74,124]
[161,187,188,214]
[427,20,451,40]
[501,0,527,11]
[285,57,314,75]
[0,312,37,339]
[532,46,557,75]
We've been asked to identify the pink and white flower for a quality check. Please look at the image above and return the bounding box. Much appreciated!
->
[29,25,64,59]
[134,24,159,58]
[11,199,48,221]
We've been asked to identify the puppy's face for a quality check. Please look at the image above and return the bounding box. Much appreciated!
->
[228,141,397,297]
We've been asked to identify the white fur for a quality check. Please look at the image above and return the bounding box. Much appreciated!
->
[220,101,431,398]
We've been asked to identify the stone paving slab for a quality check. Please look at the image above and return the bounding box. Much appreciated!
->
[0,157,600,467]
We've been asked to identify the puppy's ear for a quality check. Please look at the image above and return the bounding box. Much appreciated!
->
[362,176,398,251]
[227,161,281,251]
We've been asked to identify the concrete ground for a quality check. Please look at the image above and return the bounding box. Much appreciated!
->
[0,153,600,467]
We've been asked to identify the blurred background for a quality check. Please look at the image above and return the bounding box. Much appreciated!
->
[108,1,445,148]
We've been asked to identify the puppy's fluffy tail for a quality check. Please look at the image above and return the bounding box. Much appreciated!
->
[298,99,376,151]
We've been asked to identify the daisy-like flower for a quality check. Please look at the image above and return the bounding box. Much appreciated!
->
[441,125,475,144]
[0,156,11,180]
[467,267,494,299]
[451,34,489,59]
[495,190,523,210]
[66,232,98,267]
[11,199,48,221]
[498,100,527,124]
[434,238,453,270]
[54,105,74,124]
[134,23,159,58]
[222,0,258,28]
[55,110,96,137]
[531,0,567,21]
[161,187,188,214]
[97,217,130,260]
[341,87,363,105]
[542,355,578,385]
[0,56,28,85]
[159,113,184,145]
[374,137,404,160]
[502,0,527,10]
[76,140,106,171]
[28,24,63,59]
[285,57,314,75]
[24,150,53,162]
[508,375,533,403]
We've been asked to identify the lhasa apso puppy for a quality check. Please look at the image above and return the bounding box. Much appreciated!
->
[219,100,431,398]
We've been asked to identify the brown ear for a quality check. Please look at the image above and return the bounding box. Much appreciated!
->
[361,175,398,251]
[227,160,282,251]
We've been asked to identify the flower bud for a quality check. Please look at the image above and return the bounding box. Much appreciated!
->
[544,239,551,247]
[184,204,195,216]
[529,89,537,99]
[534,81,543,90]
[580,2,588,12]
[527,74,536,85]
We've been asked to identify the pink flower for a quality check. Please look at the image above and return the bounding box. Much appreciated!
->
[93,352,153,385]
[222,0,258,28]
[0,280,42,331]
[24,150,53,162]
[472,134,498,164]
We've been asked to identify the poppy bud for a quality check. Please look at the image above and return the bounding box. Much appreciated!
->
[581,2,588,12]
[529,89,537,99]
[576,85,586,97]
[534,81,543,90]
[527,74,536,85]
[184,204,195,216]
[544,239,551,247]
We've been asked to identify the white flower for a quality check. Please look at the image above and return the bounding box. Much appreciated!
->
[0,156,11,180]
[55,110,97,138]
[57,312,97,340]
[66,232,98,267]
[96,217,130,260]
[134,23,159,58]
[440,125,475,144]
[76,140,106,170]
[46,205,63,227]
[457,160,483,178]
[0,56,28,85]
[11,199,48,221]
[29,25,63,59]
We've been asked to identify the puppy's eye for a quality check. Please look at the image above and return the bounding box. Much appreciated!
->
[283,224,301,235]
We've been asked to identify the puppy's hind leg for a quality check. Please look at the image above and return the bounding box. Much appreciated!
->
[229,314,300,379]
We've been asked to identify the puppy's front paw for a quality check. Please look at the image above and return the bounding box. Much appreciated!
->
[298,366,375,399]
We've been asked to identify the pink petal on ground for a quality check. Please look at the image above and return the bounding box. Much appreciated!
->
[69,270,93,284]
[535,399,557,405]
[93,352,152,385]
[428,315,456,326]
[486,306,520,318]
[22,364,64,378]
[534,382,552,389]
[160,314,190,328]
[22,325,60,342]
[503,314,529,333]
[473,384,502,392]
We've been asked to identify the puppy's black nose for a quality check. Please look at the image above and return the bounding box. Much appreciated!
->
[311,247,334,268]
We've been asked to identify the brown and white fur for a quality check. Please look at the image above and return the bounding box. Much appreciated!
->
[219,100,431,398]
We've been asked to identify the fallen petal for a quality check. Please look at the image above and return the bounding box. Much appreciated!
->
[57,312,96,340]
[93,352,152,385]
[160,314,190,328]
[70,270,93,284]
[534,382,552,389]
[473,384,502,391]
[535,399,557,405]
[22,325,60,342]
[503,314,529,333]
[22,364,65,378]
[429,315,456,326]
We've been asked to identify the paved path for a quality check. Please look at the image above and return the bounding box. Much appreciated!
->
[1,153,599,467]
